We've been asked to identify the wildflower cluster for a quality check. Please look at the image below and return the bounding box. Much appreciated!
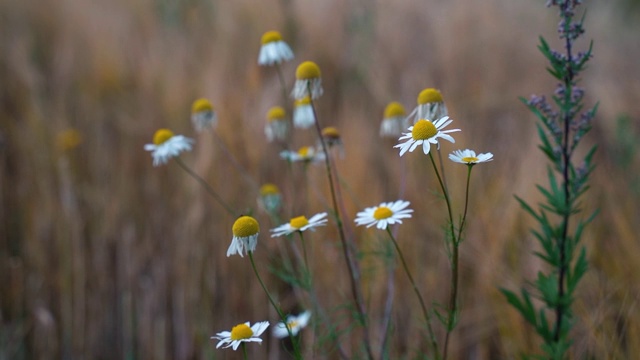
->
[140,1,597,354]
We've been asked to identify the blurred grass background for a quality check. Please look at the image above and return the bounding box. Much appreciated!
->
[1,0,640,358]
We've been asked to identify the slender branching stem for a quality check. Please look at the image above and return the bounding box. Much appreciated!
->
[385,227,440,360]
[307,82,374,360]
[248,251,302,360]
[554,0,575,342]
[174,157,236,216]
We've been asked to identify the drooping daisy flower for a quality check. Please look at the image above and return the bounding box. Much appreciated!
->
[265,106,289,142]
[380,101,407,138]
[319,126,345,158]
[394,117,460,157]
[273,311,312,338]
[449,149,494,165]
[227,216,260,257]
[212,321,270,350]
[407,88,448,125]
[270,212,328,237]
[144,129,194,166]
[293,96,315,129]
[291,61,323,100]
[320,126,342,148]
[354,200,413,230]
[258,30,294,66]
[258,183,283,213]
[280,146,326,164]
[191,98,217,132]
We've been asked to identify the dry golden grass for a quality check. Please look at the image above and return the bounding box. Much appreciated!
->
[1,0,640,359]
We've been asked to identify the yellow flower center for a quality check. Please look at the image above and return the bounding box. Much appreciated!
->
[232,216,260,238]
[411,120,437,140]
[57,129,83,152]
[417,88,443,105]
[260,183,280,196]
[297,146,311,157]
[286,320,299,329]
[230,323,254,341]
[153,129,174,145]
[261,30,283,44]
[296,61,321,80]
[384,102,406,118]
[373,207,393,220]
[321,126,340,139]
[267,106,286,122]
[295,96,312,107]
[289,216,309,229]
[462,156,479,163]
[191,98,213,113]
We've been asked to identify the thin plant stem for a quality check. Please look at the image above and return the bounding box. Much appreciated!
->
[456,166,474,241]
[248,251,302,360]
[275,63,293,151]
[242,343,248,360]
[298,232,310,275]
[436,147,449,195]
[381,151,408,355]
[275,63,290,111]
[287,234,349,360]
[174,157,236,216]
[211,131,259,191]
[385,227,440,360]
[307,83,374,360]
[427,152,458,360]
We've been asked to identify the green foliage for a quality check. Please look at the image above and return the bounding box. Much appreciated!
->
[503,0,598,358]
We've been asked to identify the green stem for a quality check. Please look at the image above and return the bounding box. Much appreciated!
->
[248,252,302,360]
[456,166,474,241]
[427,152,458,360]
[385,228,440,360]
[307,83,374,360]
[299,232,310,275]
[242,342,248,360]
[174,157,236,216]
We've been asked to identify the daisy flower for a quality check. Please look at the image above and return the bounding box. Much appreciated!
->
[258,30,294,66]
[212,321,270,350]
[227,216,260,257]
[271,212,328,237]
[449,149,494,165]
[407,88,449,125]
[191,98,217,132]
[291,61,323,100]
[320,126,345,158]
[273,311,312,338]
[394,117,460,157]
[258,183,283,213]
[265,106,289,142]
[293,96,315,129]
[354,200,413,230]
[380,101,407,138]
[280,146,325,164]
[144,129,194,166]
